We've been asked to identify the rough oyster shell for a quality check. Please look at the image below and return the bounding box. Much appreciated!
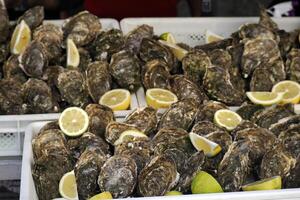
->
[3,55,27,83]
[98,155,137,198]
[17,6,44,30]
[278,125,300,158]
[285,155,300,188]
[286,48,300,82]
[239,23,276,41]
[236,102,264,121]
[269,115,300,136]
[191,121,224,136]
[39,121,59,133]
[0,2,9,42]
[105,122,141,145]
[195,38,233,52]
[194,101,228,123]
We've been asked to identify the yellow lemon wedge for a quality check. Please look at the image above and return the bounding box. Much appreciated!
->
[88,192,113,200]
[272,80,300,104]
[10,20,31,55]
[146,88,178,109]
[99,89,131,111]
[242,176,282,191]
[158,40,188,61]
[59,170,78,200]
[67,38,80,68]
[205,30,224,43]
[246,91,284,106]
[165,190,183,196]
[189,132,222,157]
[160,32,176,44]
[214,109,242,131]
[191,171,223,194]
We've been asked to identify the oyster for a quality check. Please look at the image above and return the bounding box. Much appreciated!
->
[125,24,154,53]
[209,49,232,69]
[19,40,48,78]
[0,1,9,42]
[194,101,228,123]
[85,104,114,139]
[22,78,55,114]
[0,42,8,63]
[278,125,300,158]
[39,120,59,133]
[125,107,157,135]
[236,102,264,120]
[259,8,278,31]
[17,6,44,30]
[286,48,300,82]
[105,122,141,145]
[238,23,276,41]
[63,11,101,46]
[32,129,72,200]
[158,99,199,131]
[91,29,125,61]
[142,59,171,90]
[277,30,299,59]
[170,75,208,104]
[163,148,188,174]
[0,78,24,114]
[78,48,92,72]
[86,61,112,102]
[231,120,258,138]
[98,155,137,198]
[33,24,63,64]
[191,121,224,136]
[218,141,251,192]
[139,38,175,71]
[269,115,300,136]
[57,69,89,107]
[138,155,179,197]
[182,49,211,84]
[195,38,233,52]
[285,155,300,188]
[75,146,108,199]
[203,65,244,106]
[109,50,141,91]
[251,104,295,129]
[3,55,27,83]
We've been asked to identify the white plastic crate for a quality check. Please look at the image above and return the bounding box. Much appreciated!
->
[21,122,300,200]
[121,17,300,47]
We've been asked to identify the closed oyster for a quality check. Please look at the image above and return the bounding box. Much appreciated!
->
[142,59,171,90]
[218,141,251,192]
[57,69,89,107]
[17,6,44,30]
[182,49,211,84]
[3,55,27,83]
[98,155,137,198]
[63,11,101,46]
[285,155,300,188]
[39,121,59,133]
[203,66,244,106]
[0,42,8,63]
[0,78,25,114]
[158,99,198,131]
[259,8,278,31]
[170,75,208,104]
[33,24,63,64]
[22,78,55,114]
[209,49,232,69]
[231,120,258,138]
[195,38,233,52]
[85,104,114,139]
[286,48,300,82]
[194,101,228,123]
[139,38,175,71]
[191,121,224,136]
[278,125,300,158]
[0,1,9,42]
[75,147,108,199]
[105,122,141,145]
[78,48,92,72]
[269,115,300,136]
[125,107,157,135]
[91,29,125,61]
[20,40,48,78]
[138,155,179,197]
[125,24,154,53]
[32,129,72,200]
[239,23,276,41]
[236,102,264,120]
[163,148,188,174]
[277,30,299,59]
[109,50,141,91]
[86,61,112,102]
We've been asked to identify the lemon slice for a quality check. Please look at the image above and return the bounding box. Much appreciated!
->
[114,130,148,146]
[272,80,300,104]
[189,132,222,157]
[99,89,131,111]
[146,88,178,109]
[59,170,78,200]
[246,91,284,106]
[59,107,89,137]
[214,109,242,131]
[191,171,223,194]
[10,20,31,55]
[165,191,183,196]
[158,40,188,61]
[160,32,176,44]
[67,38,80,68]
[205,30,224,43]
[89,192,113,200]
[242,176,282,191]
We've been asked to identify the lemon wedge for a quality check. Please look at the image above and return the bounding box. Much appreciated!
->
[160,32,176,44]
[272,80,300,104]
[10,20,31,55]
[99,89,131,111]
[205,30,224,43]
[59,170,78,200]
[246,91,284,106]
[114,130,148,146]
[59,107,89,137]
[214,109,242,131]
[191,171,223,194]
[146,88,178,109]
[67,38,80,68]
[189,132,222,157]
[165,190,183,196]
[242,176,282,191]
[89,192,113,200]
[158,40,188,61]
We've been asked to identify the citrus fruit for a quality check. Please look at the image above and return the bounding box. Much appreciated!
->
[191,171,223,194]
[214,109,242,131]
[59,170,78,200]
[165,190,183,196]
[158,40,188,61]
[246,91,284,106]
[67,38,80,68]
[89,192,113,200]
[205,30,224,43]
[99,89,131,111]
[160,32,176,44]
[189,132,222,157]
[242,176,282,191]
[10,20,31,55]
[146,88,178,109]
[272,80,300,104]
[114,130,148,146]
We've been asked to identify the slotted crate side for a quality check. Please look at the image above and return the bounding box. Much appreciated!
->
[121,17,300,47]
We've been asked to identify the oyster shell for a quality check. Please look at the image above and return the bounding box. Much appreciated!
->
[142,59,171,90]
[63,11,101,46]
[231,120,258,138]
[285,155,300,188]
[194,101,228,123]
[278,125,300,158]
[91,29,125,61]
[39,120,59,133]
[163,148,188,174]
[182,49,211,84]
[0,42,8,63]
[86,61,112,102]
[22,78,55,114]
[20,40,48,78]
[0,78,24,114]
[269,115,300,136]
[125,107,157,135]
[277,30,299,59]
[0,2,9,42]
[17,6,44,30]
[259,8,278,31]
[138,155,179,197]
[105,122,141,145]
[109,50,141,91]
[236,102,264,120]
[218,141,251,192]
[78,48,92,72]
[158,99,199,131]
[85,104,114,139]
[139,38,175,71]
[239,23,276,41]
[98,155,137,198]
[170,75,208,104]
[203,65,244,106]
[209,49,232,69]
[3,55,27,83]
[195,38,233,52]
[286,48,300,82]
[125,24,154,53]
[75,146,108,199]
[57,69,89,107]
[191,121,224,136]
